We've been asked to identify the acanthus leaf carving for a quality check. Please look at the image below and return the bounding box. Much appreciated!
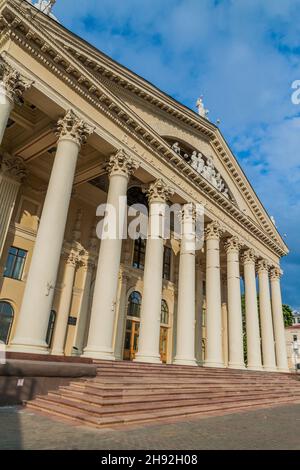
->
[147,179,174,204]
[107,148,139,177]
[0,56,33,104]
[56,109,95,146]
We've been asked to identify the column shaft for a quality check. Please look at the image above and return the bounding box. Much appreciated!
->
[83,150,138,360]
[0,95,13,143]
[225,237,245,369]
[270,268,289,372]
[195,261,204,364]
[135,179,173,364]
[258,260,277,371]
[51,254,78,355]
[72,263,94,356]
[174,204,197,366]
[243,250,262,370]
[10,110,93,353]
[205,222,224,368]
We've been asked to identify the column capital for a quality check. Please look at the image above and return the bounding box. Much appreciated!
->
[147,178,174,204]
[0,58,33,104]
[107,148,139,178]
[241,248,256,265]
[56,109,95,147]
[205,220,224,241]
[0,151,27,182]
[257,258,270,274]
[270,266,282,281]
[224,236,242,254]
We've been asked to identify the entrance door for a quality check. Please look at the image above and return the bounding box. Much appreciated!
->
[160,326,168,363]
[123,319,140,361]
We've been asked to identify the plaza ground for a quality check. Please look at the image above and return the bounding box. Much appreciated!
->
[0,404,299,450]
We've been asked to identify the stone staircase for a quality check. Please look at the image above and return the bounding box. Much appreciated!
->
[25,361,300,428]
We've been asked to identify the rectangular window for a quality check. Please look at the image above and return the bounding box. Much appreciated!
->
[132,238,146,270]
[4,247,27,280]
[163,246,172,281]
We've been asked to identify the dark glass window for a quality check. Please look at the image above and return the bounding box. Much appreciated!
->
[163,247,172,280]
[132,238,146,270]
[127,292,142,318]
[4,247,27,280]
[0,301,14,344]
[46,310,56,348]
[160,300,169,325]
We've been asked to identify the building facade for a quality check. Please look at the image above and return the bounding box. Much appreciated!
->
[0,0,290,372]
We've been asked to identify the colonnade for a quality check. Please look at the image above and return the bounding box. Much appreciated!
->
[0,59,289,372]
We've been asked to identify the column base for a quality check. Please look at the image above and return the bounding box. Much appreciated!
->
[82,347,116,361]
[8,340,49,355]
[204,361,225,368]
[247,364,263,371]
[50,349,65,356]
[228,362,246,370]
[263,365,278,372]
[134,354,162,364]
[173,357,198,367]
[277,367,290,373]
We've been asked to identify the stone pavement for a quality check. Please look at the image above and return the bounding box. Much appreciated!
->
[0,404,299,450]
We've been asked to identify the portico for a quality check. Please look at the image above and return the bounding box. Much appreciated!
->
[0,0,290,373]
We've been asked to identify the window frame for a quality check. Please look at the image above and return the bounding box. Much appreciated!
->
[132,238,146,270]
[0,301,14,345]
[3,246,28,281]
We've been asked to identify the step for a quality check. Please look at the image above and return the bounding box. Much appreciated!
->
[26,395,300,428]
[49,387,300,408]
[29,389,300,418]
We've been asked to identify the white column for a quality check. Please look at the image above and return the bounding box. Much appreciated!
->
[72,259,94,356]
[257,259,277,371]
[205,221,224,368]
[221,275,229,367]
[224,237,245,370]
[270,267,289,372]
[135,179,174,364]
[83,150,139,360]
[114,268,129,360]
[9,110,94,354]
[0,154,26,258]
[174,204,197,366]
[51,250,79,355]
[195,259,204,364]
[0,58,32,143]
[242,249,262,370]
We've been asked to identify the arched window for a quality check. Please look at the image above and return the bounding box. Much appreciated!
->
[160,300,169,325]
[46,310,56,347]
[127,292,142,318]
[0,301,14,344]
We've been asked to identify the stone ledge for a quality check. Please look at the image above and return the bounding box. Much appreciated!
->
[0,359,97,378]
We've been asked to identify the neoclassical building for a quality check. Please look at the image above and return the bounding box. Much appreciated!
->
[0,0,290,372]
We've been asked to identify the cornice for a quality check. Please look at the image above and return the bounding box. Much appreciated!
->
[0,0,288,258]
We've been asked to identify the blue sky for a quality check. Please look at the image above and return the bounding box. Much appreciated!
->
[50,0,300,309]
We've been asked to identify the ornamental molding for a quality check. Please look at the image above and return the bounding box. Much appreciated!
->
[224,236,243,254]
[107,148,139,178]
[269,266,282,280]
[0,0,287,257]
[56,109,94,147]
[0,149,27,181]
[147,179,174,204]
[205,221,224,241]
[256,259,270,274]
[241,248,257,265]
[0,54,33,103]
